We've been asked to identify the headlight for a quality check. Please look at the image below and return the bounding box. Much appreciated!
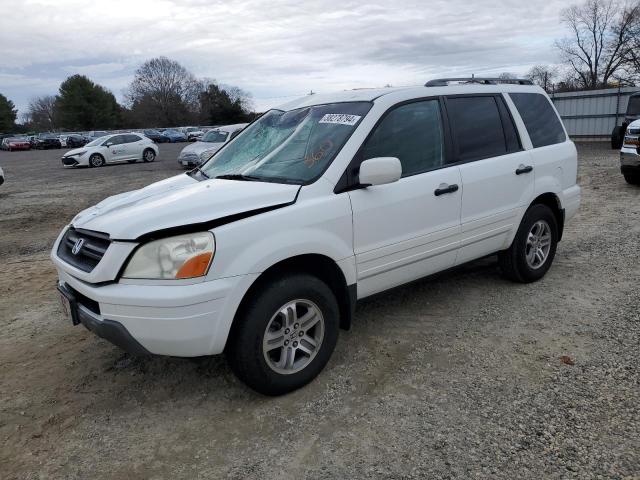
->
[66,151,86,157]
[122,232,215,280]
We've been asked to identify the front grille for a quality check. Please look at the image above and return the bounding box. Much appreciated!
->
[62,157,78,166]
[57,227,110,273]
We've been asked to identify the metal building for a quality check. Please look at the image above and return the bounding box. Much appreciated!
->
[550,86,640,141]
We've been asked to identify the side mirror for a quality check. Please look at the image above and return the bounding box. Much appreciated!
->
[358,157,402,187]
[105,142,113,147]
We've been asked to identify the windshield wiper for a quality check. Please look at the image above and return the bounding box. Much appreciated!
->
[214,173,262,182]
[188,167,209,180]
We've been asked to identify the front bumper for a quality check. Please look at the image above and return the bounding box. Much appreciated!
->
[55,267,258,357]
[620,149,640,173]
[178,155,200,167]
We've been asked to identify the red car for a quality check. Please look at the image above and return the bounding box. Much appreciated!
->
[2,137,31,151]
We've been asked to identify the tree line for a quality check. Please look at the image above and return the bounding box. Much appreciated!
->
[0,56,254,133]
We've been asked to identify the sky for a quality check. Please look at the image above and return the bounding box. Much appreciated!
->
[0,0,571,118]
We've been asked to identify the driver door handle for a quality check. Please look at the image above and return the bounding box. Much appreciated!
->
[515,165,533,175]
[434,183,459,196]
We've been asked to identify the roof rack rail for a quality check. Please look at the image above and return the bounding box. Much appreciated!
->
[425,77,534,87]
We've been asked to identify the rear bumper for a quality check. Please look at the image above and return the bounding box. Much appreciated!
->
[562,184,581,223]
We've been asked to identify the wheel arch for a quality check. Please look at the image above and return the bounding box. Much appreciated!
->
[226,254,356,351]
[530,192,564,241]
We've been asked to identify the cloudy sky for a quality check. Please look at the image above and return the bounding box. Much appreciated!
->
[0,0,571,117]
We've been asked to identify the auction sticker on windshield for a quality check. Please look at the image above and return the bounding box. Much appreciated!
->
[319,114,362,126]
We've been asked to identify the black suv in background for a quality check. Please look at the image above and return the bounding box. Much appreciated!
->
[612,93,640,149]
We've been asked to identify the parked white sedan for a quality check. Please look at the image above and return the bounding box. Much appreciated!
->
[61,133,158,168]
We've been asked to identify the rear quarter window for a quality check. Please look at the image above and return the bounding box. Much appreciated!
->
[509,93,566,148]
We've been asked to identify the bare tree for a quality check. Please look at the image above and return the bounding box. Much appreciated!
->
[222,85,254,113]
[526,65,560,92]
[498,72,517,80]
[26,95,58,131]
[555,0,639,89]
[620,3,640,82]
[126,57,201,126]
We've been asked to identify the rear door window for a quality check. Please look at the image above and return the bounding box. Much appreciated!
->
[446,96,514,162]
[509,93,566,148]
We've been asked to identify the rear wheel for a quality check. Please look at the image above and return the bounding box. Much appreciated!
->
[89,153,105,168]
[143,149,156,162]
[227,274,339,396]
[499,204,558,283]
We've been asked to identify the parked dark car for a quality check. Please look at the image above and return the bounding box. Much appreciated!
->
[143,129,170,143]
[65,134,88,148]
[32,134,62,150]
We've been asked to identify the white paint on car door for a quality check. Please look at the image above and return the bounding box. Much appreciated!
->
[347,99,462,298]
[444,95,534,265]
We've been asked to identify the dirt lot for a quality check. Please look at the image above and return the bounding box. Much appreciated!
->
[0,143,638,479]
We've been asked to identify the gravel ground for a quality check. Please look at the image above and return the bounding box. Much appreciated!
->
[0,142,638,479]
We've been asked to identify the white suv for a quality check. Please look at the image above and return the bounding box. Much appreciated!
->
[52,78,581,395]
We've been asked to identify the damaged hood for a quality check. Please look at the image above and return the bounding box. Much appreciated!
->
[71,173,299,240]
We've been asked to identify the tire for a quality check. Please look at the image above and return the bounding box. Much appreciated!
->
[498,204,558,283]
[89,153,105,168]
[624,172,640,185]
[612,126,624,149]
[226,274,340,396]
[143,149,156,162]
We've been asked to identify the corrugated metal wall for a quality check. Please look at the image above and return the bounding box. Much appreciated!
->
[550,87,640,140]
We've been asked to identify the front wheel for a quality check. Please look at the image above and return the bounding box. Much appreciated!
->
[143,149,156,162]
[89,153,105,168]
[227,274,339,396]
[499,204,558,283]
[624,172,640,185]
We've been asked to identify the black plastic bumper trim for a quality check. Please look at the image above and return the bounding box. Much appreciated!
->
[78,308,151,356]
[58,283,150,356]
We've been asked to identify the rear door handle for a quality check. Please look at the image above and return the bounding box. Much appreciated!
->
[434,183,459,196]
[515,165,533,175]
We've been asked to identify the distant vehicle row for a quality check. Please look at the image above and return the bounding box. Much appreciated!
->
[0,126,214,152]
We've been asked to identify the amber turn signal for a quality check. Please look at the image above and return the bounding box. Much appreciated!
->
[175,252,213,279]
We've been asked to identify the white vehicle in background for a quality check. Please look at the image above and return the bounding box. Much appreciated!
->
[52,78,580,395]
[0,166,4,186]
[620,119,640,185]
[178,123,247,168]
[61,133,158,168]
[182,126,205,142]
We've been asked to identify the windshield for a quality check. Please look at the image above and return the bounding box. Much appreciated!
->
[627,96,640,116]
[202,130,228,143]
[201,102,371,184]
[86,135,109,147]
